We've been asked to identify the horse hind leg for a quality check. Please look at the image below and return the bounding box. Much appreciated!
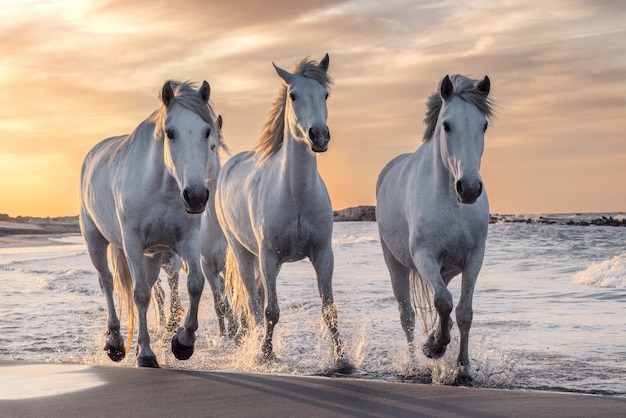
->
[201,255,230,337]
[162,255,184,333]
[153,278,167,327]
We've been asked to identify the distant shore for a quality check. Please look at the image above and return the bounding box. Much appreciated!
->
[1,208,624,238]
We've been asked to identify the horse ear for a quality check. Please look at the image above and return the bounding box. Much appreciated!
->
[320,53,330,73]
[273,63,293,84]
[477,76,490,95]
[440,75,453,101]
[217,114,223,129]
[161,81,174,107]
[199,80,211,102]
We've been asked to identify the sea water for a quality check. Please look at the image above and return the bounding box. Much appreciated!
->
[0,220,624,396]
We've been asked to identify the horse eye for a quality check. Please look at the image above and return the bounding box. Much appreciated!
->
[289,92,296,101]
[165,129,175,140]
[484,123,488,132]
[443,121,450,133]
[325,93,329,100]
[205,127,212,139]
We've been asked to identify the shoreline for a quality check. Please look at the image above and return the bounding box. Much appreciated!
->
[2,209,626,230]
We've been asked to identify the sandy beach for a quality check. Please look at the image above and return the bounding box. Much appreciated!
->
[1,360,625,417]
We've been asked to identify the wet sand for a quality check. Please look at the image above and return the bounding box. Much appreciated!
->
[1,361,625,417]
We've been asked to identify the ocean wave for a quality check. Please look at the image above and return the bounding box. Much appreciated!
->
[39,269,101,296]
[572,253,626,289]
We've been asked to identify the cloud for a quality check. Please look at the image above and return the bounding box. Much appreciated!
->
[0,0,624,215]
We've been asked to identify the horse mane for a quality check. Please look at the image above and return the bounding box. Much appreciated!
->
[152,81,229,153]
[423,74,494,141]
[253,57,333,162]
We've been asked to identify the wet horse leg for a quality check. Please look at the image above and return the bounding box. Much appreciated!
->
[454,264,480,385]
[162,254,183,332]
[311,244,349,368]
[201,256,230,337]
[171,250,204,361]
[414,254,453,359]
[153,278,166,327]
[83,225,125,361]
[124,244,162,368]
[380,238,415,351]
[258,249,280,361]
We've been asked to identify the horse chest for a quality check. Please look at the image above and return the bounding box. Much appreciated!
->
[268,214,313,262]
[413,208,486,264]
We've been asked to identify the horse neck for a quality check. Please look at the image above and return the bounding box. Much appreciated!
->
[278,129,319,201]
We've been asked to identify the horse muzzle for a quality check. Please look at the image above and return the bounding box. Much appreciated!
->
[309,126,330,153]
[455,179,483,204]
[182,187,209,213]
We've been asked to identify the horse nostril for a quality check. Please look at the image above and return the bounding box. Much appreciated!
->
[477,182,483,196]
[309,127,315,141]
[456,180,464,195]
[183,189,191,204]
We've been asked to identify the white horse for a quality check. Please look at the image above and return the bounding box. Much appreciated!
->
[80,80,226,367]
[216,54,347,367]
[376,74,493,384]
[150,114,236,337]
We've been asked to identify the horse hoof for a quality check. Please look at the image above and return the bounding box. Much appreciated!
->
[256,351,277,365]
[453,367,473,386]
[104,344,125,362]
[171,334,194,360]
[137,356,160,368]
[423,337,447,359]
[331,357,355,375]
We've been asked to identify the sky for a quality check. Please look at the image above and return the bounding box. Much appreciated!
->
[1,0,625,217]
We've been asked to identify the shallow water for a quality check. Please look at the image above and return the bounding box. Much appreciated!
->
[0,221,624,396]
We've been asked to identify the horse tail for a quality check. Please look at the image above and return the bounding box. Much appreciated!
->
[224,246,253,327]
[409,269,437,334]
[108,245,136,355]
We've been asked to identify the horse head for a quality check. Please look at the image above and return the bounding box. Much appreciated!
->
[159,80,220,213]
[274,54,331,153]
[436,74,491,204]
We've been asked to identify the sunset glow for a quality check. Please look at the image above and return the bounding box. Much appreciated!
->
[1,0,624,217]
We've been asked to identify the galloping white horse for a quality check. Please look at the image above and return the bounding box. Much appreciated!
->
[216,54,347,366]
[80,80,226,367]
[376,74,493,384]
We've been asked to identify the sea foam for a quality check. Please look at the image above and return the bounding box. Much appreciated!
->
[572,253,626,289]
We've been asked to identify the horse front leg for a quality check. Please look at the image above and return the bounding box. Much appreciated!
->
[125,248,162,368]
[81,214,126,361]
[381,238,415,352]
[258,250,280,362]
[311,245,350,369]
[171,254,204,361]
[454,263,480,386]
[414,255,453,360]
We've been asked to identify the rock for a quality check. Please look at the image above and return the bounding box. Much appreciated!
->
[333,206,376,222]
